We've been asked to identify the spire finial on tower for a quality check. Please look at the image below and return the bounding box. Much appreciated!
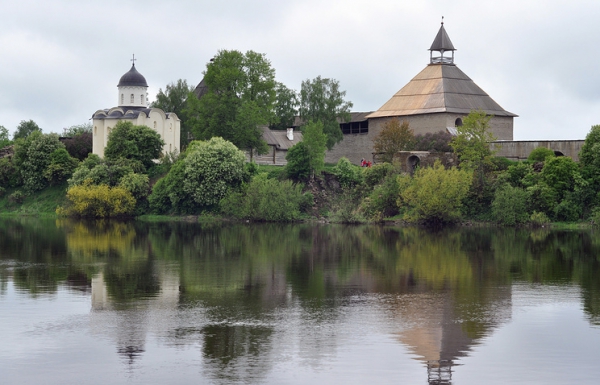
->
[441,16,444,25]
[131,54,136,66]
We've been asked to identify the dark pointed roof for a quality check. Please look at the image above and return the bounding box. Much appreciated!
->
[429,23,455,52]
[366,64,517,118]
[118,64,148,87]
[193,78,208,99]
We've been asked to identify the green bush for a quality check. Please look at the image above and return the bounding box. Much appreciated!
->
[530,211,550,226]
[0,186,5,197]
[492,184,529,225]
[44,148,79,185]
[13,131,64,192]
[0,158,19,188]
[8,190,26,204]
[104,121,164,170]
[400,161,472,224]
[553,198,582,222]
[360,174,400,221]
[333,157,362,188]
[285,141,311,180]
[220,173,304,221]
[57,182,135,218]
[362,163,395,188]
[528,147,555,162]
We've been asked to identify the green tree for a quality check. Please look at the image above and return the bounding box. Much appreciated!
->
[13,131,64,192]
[285,142,311,180]
[299,76,353,150]
[104,121,164,171]
[399,161,472,224]
[270,82,298,130]
[151,79,194,147]
[528,147,555,162]
[450,110,496,171]
[44,148,79,185]
[183,138,246,208]
[302,121,328,176]
[63,122,92,137]
[373,119,415,163]
[186,50,275,154]
[492,184,529,225]
[0,125,11,148]
[13,120,41,140]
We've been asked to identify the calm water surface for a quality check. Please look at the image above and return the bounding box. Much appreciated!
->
[1,218,600,384]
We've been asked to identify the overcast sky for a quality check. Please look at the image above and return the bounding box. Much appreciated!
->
[1,0,599,140]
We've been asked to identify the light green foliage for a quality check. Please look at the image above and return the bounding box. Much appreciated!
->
[333,157,363,188]
[373,119,414,163]
[299,76,353,150]
[270,82,298,130]
[44,148,79,185]
[118,172,150,201]
[302,121,327,176]
[450,110,496,171]
[530,211,550,226]
[540,156,579,201]
[400,161,472,224]
[579,124,600,174]
[0,125,11,148]
[285,142,311,180]
[186,50,275,154]
[57,182,135,218]
[13,120,41,140]
[183,138,246,208]
[221,173,304,221]
[151,79,194,147]
[13,131,64,192]
[104,121,164,170]
[149,155,192,214]
[68,156,137,188]
[492,184,529,225]
[528,147,555,162]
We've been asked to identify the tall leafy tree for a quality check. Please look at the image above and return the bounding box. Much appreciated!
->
[373,119,415,163]
[13,120,41,140]
[270,82,298,130]
[299,76,353,150]
[186,50,276,154]
[151,79,194,147]
[104,121,164,171]
[450,110,496,171]
[302,121,328,176]
[0,125,11,148]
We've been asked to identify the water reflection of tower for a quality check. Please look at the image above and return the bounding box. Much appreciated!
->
[394,285,512,385]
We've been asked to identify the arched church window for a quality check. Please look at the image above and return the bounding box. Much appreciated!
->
[130,94,134,103]
[169,123,172,131]
[121,94,124,104]
[153,121,157,129]
[94,126,97,135]
[141,95,144,105]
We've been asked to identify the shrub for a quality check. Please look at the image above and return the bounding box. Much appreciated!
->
[118,172,150,201]
[360,175,400,221]
[220,173,304,221]
[530,211,550,227]
[285,141,311,180]
[44,148,79,185]
[528,147,555,162]
[0,158,19,188]
[373,119,414,163]
[62,132,92,161]
[333,157,362,188]
[57,183,135,218]
[183,138,246,209]
[8,190,26,204]
[104,121,164,170]
[492,184,529,225]
[553,198,582,222]
[400,161,472,224]
[362,162,395,188]
[0,186,4,197]
[13,131,64,192]
[413,130,453,152]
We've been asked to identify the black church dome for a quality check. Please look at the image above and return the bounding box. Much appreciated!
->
[118,64,148,87]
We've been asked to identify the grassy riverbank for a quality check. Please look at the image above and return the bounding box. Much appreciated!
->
[0,183,68,216]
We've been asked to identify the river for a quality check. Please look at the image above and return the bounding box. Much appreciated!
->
[1,218,599,384]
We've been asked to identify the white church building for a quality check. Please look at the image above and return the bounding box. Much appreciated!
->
[92,61,180,157]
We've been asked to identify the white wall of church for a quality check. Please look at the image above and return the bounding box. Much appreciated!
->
[118,85,148,108]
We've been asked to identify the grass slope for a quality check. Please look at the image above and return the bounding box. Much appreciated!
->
[0,183,68,215]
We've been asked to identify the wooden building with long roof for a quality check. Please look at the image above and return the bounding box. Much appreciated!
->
[325,22,517,164]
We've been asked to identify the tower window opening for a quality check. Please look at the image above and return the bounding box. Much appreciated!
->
[130,94,134,103]
[455,118,463,127]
